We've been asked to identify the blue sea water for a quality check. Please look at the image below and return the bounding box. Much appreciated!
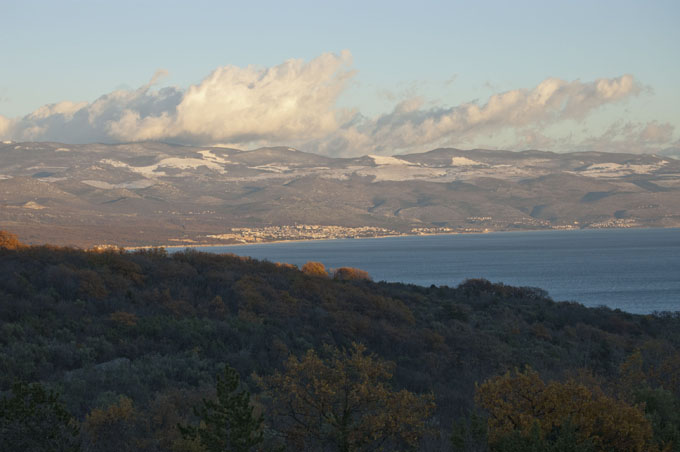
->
[192,228,680,314]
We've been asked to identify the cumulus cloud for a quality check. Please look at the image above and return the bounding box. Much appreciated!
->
[0,52,659,155]
[527,120,678,155]
[0,114,12,137]
[4,79,184,143]
[109,51,355,144]
[311,75,643,155]
[1,52,353,146]
[639,121,674,143]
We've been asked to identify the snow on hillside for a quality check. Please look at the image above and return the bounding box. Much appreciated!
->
[250,164,291,173]
[576,161,667,178]
[101,156,227,176]
[357,166,447,182]
[198,150,232,165]
[82,180,156,190]
[451,157,486,166]
[369,155,417,166]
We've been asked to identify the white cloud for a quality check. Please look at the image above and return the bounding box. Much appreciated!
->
[310,74,643,155]
[0,115,12,137]
[107,51,355,144]
[516,120,678,155]
[28,101,88,120]
[0,52,664,156]
[639,121,674,143]
[1,52,353,146]
[2,81,184,143]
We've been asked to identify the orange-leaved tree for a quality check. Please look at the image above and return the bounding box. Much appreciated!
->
[333,267,371,281]
[0,230,24,249]
[301,261,328,277]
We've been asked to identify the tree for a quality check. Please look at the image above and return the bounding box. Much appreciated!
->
[256,343,435,452]
[301,261,328,277]
[82,396,139,452]
[633,387,680,452]
[0,381,80,452]
[178,364,263,452]
[450,411,487,452]
[475,367,657,452]
[333,267,371,281]
[0,230,24,249]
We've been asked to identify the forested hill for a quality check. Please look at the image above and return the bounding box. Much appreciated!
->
[1,235,680,450]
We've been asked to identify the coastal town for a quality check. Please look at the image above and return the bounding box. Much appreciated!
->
[197,220,586,245]
[205,224,404,243]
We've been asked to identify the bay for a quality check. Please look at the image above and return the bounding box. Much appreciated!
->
[192,228,680,314]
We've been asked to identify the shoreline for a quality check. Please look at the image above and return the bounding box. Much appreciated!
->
[125,233,418,251]
[122,224,678,251]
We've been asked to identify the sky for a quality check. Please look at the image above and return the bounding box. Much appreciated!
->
[1,0,678,156]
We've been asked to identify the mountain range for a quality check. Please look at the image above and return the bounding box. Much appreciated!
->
[1,141,679,247]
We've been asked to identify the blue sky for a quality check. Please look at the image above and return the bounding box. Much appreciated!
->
[1,0,678,156]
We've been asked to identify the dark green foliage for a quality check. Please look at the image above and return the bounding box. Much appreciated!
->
[450,412,598,452]
[0,244,679,448]
[451,411,488,451]
[178,364,263,452]
[635,387,680,451]
[0,381,80,452]
[492,422,595,452]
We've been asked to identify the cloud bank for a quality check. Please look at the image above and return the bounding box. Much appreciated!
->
[310,75,643,155]
[0,51,670,156]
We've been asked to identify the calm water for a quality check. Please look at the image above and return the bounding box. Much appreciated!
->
[192,228,680,314]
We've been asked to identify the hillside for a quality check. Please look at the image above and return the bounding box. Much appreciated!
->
[1,142,680,246]
[1,238,679,450]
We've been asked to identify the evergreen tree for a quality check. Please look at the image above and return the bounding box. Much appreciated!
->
[0,381,81,452]
[178,365,263,452]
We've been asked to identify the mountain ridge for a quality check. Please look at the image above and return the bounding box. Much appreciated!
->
[1,141,679,246]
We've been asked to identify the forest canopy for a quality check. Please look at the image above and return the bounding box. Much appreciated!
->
[0,238,679,450]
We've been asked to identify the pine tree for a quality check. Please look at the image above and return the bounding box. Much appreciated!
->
[178,365,263,452]
[0,381,81,452]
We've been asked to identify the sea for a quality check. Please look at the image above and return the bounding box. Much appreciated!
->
[188,228,680,315]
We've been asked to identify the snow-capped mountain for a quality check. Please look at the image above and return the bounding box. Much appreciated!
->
[1,141,679,246]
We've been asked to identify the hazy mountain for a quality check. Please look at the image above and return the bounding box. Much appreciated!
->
[1,141,679,246]
[660,147,680,160]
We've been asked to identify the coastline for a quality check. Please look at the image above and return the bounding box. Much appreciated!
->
[125,233,418,251]
[122,226,680,314]
[122,224,678,252]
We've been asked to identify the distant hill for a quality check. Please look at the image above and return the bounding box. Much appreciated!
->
[660,146,680,160]
[1,141,679,246]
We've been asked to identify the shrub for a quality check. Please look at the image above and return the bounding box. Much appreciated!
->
[0,230,24,250]
[301,261,328,277]
[332,266,371,281]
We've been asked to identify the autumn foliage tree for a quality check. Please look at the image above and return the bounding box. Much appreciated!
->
[475,367,658,452]
[333,267,371,281]
[256,343,435,452]
[301,261,328,277]
[82,396,139,452]
[0,230,24,249]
